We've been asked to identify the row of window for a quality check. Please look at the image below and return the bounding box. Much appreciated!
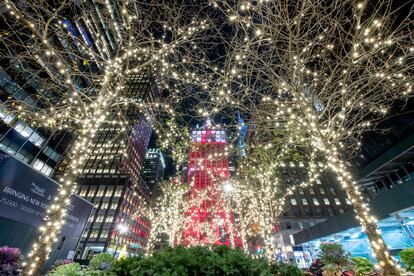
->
[82,168,120,174]
[0,139,34,163]
[88,153,123,160]
[14,121,45,147]
[98,201,118,210]
[87,229,110,239]
[0,138,59,177]
[287,206,346,217]
[78,186,123,198]
[33,158,54,176]
[91,215,114,223]
[296,187,337,196]
[282,174,326,186]
[42,145,61,162]
[291,197,351,206]
[1,120,61,164]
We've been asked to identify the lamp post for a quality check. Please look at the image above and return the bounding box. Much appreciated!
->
[223,181,234,193]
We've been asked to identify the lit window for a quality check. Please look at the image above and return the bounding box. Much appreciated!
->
[0,106,15,124]
[96,189,105,197]
[29,132,44,147]
[312,198,319,206]
[315,179,322,185]
[319,188,325,195]
[345,198,352,205]
[309,188,315,195]
[88,187,97,197]
[334,198,341,205]
[42,165,52,176]
[96,215,103,223]
[291,198,297,205]
[13,121,45,147]
[302,198,308,205]
[323,198,330,205]
[298,188,304,195]
[14,121,33,137]
[32,158,53,176]
[100,202,108,209]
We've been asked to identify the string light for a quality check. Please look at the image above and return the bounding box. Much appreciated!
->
[2,1,412,275]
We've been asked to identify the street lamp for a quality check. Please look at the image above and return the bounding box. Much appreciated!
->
[117,223,128,234]
[223,181,233,193]
[113,223,128,257]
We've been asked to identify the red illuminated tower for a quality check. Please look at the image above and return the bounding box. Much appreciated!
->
[182,120,242,247]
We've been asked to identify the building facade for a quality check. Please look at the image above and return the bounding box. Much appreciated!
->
[75,72,157,259]
[270,163,353,266]
[0,67,72,177]
[181,120,242,247]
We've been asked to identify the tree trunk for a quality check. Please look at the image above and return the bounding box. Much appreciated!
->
[23,124,94,275]
[327,152,400,276]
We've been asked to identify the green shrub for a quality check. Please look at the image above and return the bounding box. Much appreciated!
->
[320,243,350,266]
[89,252,114,270]
[319,243,352,275]
[400,248,414,272]
[351,257,374,275]
[82,268,107,276]
[110,256,143,276]
[270,262,304,275]
[110,245,303,276]
[50,262,81,276]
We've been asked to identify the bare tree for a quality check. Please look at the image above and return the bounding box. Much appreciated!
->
[184,0,413,274]
[142,179,189,253]
[1,0,215,273]
[228,134,322,261]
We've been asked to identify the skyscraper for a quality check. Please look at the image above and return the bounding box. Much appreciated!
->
[141,148,166,197]
[75,72,157,259]
[181,120,242,247]
[0,67,72,177]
